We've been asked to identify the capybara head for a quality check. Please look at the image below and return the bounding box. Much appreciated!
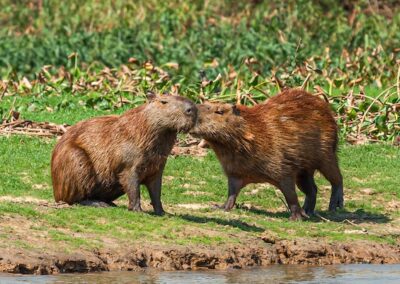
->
[190,103,244,141]
[145,93,197,133]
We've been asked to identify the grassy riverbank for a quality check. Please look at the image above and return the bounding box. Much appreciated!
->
[1,135,399,252]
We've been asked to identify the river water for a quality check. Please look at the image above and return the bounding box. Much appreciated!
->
[1,264,399,284]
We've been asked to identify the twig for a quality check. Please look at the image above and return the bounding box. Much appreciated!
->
[273,74,285,91]
[315,213,331,222]
[343,219,368,233]
[301,73,312,90]
[243,93,258,105]
[357,85,396,137]
[343,219,358,226]
[5,97,17,121]
[397,64,400,98]
[274,190,290,213]
[253,86,271,98]
[236,79,242,105]
[0,130,55,137]
[0,120,25,128]
[0,83,8,102]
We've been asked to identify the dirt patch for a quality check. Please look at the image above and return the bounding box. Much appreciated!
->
[0,196,48,204]
[183,191,211,196]
[176,203,210,210]
[1,239,399,275]
[0,196,70,208]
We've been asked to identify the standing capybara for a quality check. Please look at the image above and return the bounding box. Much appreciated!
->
[51,93,197,215]
[190,89,343,220]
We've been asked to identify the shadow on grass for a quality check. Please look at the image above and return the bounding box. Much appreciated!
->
[177,214,265,232]
[236,204,290,219]
[313,209,391,224]
[240,205,390,224]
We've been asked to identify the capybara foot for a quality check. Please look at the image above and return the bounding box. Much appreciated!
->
[211,203,225,210]
[154,209,166,216]
[289,208,309,221]
[303,208,315,216]
[128,204,143,212]
[328,197,344,212]
[223,199,236,211]
[79,200,111,208]
[303,205,316,216]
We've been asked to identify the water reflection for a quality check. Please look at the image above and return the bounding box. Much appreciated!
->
[1,264,400,284]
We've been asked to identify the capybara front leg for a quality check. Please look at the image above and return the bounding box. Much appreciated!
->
[279,177,308,221]
[223,176,244,211]
[120,172,142,212]
[145,172,165,216]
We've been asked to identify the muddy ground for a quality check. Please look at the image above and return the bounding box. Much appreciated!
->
[1,239,399,275]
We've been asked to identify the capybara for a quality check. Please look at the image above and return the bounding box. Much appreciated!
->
[190,89,343,220]
[51,93,197,215]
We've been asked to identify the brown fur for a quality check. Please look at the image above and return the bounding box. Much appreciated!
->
[51,94,197,215]
[191,89,344,220]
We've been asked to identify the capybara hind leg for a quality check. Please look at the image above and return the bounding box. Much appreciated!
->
[80,200,112,207]
[145,172,165,216]
[119,171,142,212]
[223,176,245,211]
[52,146,96,204]
[279,177,309,221]
[319,158,344,211]
[296,171,318,215]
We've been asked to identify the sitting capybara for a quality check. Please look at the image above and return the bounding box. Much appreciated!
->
[190,89,343,220]
[51,93,197,215]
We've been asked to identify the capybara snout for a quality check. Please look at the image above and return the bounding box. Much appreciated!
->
[51,93,197,215]
[146,93,198,133]
[191,103,241,140]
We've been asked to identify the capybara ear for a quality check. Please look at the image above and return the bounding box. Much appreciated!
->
[146,91,157,101]
[232,105,240,116]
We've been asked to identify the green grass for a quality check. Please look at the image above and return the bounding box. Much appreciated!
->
[0,135,399,253]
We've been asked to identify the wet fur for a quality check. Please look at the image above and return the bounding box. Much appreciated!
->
[191,89,344,220]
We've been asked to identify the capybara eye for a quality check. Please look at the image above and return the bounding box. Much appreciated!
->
[215,110,224,115]
[161,100,168,105]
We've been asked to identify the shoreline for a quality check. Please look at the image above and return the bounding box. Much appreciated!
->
[1,239,399,275]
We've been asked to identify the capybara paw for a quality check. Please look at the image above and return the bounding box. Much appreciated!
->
[290,209,309,221]
[303,208,315,216]
[128,205,143,212]
[154,209,165,216]
[328,200,343,211]
[223,205,234,212]
[154,208,165,216]
[223,201,235,211]
[211,203,224,210]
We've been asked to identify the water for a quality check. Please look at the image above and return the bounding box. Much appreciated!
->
[0,264,399,284]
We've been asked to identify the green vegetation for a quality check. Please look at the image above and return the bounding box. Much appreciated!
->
[0,135,399,251]
[1,1,399,142]
[1,1,399,85]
